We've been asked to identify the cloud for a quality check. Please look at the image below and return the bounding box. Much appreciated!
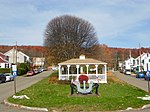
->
[0,0,150,48]
[77,0,150,47]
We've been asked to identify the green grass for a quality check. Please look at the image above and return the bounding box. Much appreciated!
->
[8,72,150,111]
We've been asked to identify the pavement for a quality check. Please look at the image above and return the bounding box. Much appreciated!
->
[0,70,52,112]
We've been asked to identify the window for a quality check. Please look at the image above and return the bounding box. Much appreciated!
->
[142,60,144,64]
[137,60,139,65]
[133,60,135,65]
[24,56,27,62]
[5,64,9,68]
[6,56,9,61]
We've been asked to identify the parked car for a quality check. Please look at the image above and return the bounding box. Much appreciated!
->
[125,69,131,75]
[136,72,145,78]
[33,69,39,74]
[26,71,35,76]
[0,73,6,83]
[52,66,58,71]
[38,68,43,73]
[4,73,13,82]
[42,67,47,71]
[119,69,124,73]
[39,67,46,72]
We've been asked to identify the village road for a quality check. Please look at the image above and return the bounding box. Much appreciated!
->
[0,70,52,112]
[113,71,148,92]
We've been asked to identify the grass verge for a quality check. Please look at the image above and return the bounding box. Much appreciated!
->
[8,72,150,111]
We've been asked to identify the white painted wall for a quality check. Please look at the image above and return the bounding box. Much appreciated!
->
[123,57,135,70]
[0,63,10,68]
[134,53,150,72]
[32,57,45,67]
[4,48,30,64]
[143,57,150,71]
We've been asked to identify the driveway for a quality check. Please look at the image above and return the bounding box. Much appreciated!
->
[0,70,52,112]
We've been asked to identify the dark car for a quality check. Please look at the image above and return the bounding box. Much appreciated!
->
[0,73,6,83]
[136,72,145,78]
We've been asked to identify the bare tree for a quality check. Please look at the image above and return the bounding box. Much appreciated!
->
[44,15,98,64]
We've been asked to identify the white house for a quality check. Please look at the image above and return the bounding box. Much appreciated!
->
[123,57,135,70]
[134,53,150,72]
[4,48,30,64]
[32,57,45,67]
[118,61,123,70]
[143,56,150,71]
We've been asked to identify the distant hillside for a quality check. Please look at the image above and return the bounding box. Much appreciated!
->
[0,45,44,57]
[0,45,150,68]
[110,47,150,59]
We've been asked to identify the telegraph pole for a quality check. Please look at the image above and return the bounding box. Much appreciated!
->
[139,43,142,72]
[14,41,17,94]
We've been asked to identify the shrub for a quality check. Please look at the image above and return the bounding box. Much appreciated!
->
[18,68,26,76]
[48,71,70,84]
[17,63,30,75]
[19,63,30,71]
[49,75,58,83]
[0,68,11,73]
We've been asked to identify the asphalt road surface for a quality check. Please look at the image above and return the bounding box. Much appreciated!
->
[0,70,52,112]
[113,71,148,92]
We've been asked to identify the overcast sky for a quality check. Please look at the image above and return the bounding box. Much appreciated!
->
[0,0,150,48]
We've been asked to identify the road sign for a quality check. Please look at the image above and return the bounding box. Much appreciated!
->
[146,70,150,76]
[12,65,17,71]
[12,71,17,78]
[12,65,17,78]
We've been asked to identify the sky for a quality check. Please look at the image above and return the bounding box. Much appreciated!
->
[0,0,150,48]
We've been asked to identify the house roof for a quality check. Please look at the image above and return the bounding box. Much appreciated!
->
[4,48,29,58]
[59,58,107,65]
[135,52,150,60]
[0,52,8,63]
[0,52,7,59]
[18,51,29,58]
[0,56,9,63]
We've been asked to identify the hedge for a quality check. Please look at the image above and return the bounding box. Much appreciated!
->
[0,68,11,73]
